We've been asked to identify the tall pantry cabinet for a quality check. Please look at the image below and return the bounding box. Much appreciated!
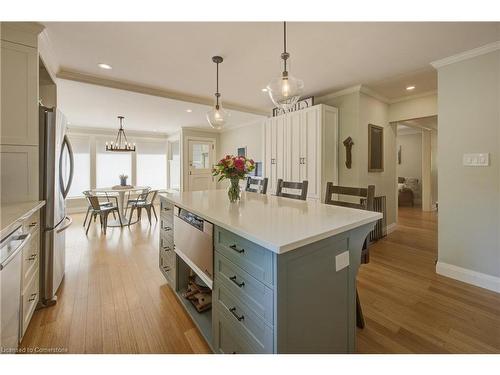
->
[263,104,338,200]
[1,22,43,203]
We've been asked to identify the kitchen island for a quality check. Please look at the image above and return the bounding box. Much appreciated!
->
[158,190,381,354]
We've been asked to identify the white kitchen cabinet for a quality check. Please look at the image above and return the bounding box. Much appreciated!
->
[0,40,39,146]
[0,145,39,203]
[263,104,338,200]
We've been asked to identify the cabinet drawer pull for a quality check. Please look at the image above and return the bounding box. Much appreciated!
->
[163,266,171,272]
[229,307,244,321]
[163,207,171,211]
[229,276,245,288]
[28,293,37,302]
[163,226,172,232]
[229,244,244,254]
[27,254,37,261]
[29,222,37,228]
[163,246,171,252]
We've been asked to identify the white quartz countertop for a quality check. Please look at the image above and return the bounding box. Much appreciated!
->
[160,190,382,254]
[0,200,46,240]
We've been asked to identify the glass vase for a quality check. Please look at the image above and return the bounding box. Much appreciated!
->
[227,178,241,203]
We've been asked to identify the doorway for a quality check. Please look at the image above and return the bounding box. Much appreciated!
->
[186,139,216,191]
[394,115,438,213]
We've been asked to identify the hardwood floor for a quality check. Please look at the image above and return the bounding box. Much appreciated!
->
[20,211,211,353]
[357,207,500,353]
[20,207,500,353]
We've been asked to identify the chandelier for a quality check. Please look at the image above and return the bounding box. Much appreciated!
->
[105,116,136,152]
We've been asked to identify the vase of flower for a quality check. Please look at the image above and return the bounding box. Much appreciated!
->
[228,177,241,203]
[212,155,255,203]
[119,174,128,186]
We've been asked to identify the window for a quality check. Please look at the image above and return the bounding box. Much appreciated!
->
[136,140,167,190]
[67,136,90,197]
[96,140,132,187]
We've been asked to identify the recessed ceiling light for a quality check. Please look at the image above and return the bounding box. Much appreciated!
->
[186,109,192,113]
[406,85,415,91]
[98,63,112,70]
[261,88,268,92]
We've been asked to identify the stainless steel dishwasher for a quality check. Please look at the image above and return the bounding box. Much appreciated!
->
[0,226,32,352]
[173,207,214,289]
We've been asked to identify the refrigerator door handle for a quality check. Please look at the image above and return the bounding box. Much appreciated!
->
[59,134,74,199]
[56,215,73,233]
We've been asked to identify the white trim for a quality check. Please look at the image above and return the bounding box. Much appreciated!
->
[38,29,60,81]
[388,90,438,104]
[386,222,397,235]
[431,41,500,69]
[436,261,500,293]
[67,125,169,139]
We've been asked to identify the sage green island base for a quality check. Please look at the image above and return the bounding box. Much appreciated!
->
[158,191,381,354]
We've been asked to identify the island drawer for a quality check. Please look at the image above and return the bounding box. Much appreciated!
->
[22,230,39,287]
[214,282,273,353]
[159,252,176,287]
[214,226,274,287]
[160,220,174,243]
[21,270,39,337]
[214,252,274,325]
[159,199,174,220]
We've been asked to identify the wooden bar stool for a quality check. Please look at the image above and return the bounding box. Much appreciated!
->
[324,182,375,329]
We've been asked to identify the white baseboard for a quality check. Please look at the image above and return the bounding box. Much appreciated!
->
[436,261,500,293]
[386,223,397,235]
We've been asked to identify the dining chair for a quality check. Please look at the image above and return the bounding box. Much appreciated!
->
[82,190,116,227]
[245,177,268,194]
[124,187,151,217]
[128,190,158,225]
[84,193,122,235]
[276,179,308,201]
[324,182,375,329]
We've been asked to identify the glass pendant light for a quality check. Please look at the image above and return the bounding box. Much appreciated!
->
[266,22,304,110]
[207,56,230,130]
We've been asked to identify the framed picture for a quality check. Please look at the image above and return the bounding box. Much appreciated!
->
[368,124,384,172]
[248,161,263,177]
[237,147,246,157]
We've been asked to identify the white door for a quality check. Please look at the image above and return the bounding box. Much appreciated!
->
[300,107,321,199]
[187,140,216,191]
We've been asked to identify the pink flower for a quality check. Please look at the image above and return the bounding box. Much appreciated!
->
[234,158,245,171]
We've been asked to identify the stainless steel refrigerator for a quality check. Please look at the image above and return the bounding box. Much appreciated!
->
[39,106,74,307]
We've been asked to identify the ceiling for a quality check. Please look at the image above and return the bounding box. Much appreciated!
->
[57,79,263,134]
[44,22,500,111]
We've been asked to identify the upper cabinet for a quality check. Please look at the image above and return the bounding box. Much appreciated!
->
[1,22,43,203]
[263,104,338,200]
[1,40,39,146]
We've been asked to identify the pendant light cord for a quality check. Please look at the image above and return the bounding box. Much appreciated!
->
[216,61,219,108]
[283,21,288,74]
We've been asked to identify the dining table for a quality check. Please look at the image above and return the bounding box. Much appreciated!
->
[92,185,150,227]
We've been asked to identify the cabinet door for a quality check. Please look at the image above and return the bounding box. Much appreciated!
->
[0,145,39,203]
[287,112,301,183]
[299,107,321,199]
[1,41,39,146]
[264,117,274,193]
[275,115,286,189]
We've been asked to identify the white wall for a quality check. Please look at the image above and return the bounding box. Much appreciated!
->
[436,49,500,292]
[318,88,397,227]
[397,132,422,181]
[430,130,438,207]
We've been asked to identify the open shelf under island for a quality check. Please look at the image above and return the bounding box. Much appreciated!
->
[158,190,382,354]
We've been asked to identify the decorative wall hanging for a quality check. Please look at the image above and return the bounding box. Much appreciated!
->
[343,136,354,169]
[368,124,384,172]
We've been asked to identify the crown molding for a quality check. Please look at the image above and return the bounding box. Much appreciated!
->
[389,90,437,104]
[57,69,269,117]
[431,41,500,69]
[316,84,363,103]
[359,86,390,104]
[38,29,60,82]
[67,125,169,139]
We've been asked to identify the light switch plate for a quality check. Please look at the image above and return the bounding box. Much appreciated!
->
[335,251,350,272]
[463,153,489,167]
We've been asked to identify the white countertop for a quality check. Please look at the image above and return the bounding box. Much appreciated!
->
[0,201,46,239]
[160,190,382,254]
